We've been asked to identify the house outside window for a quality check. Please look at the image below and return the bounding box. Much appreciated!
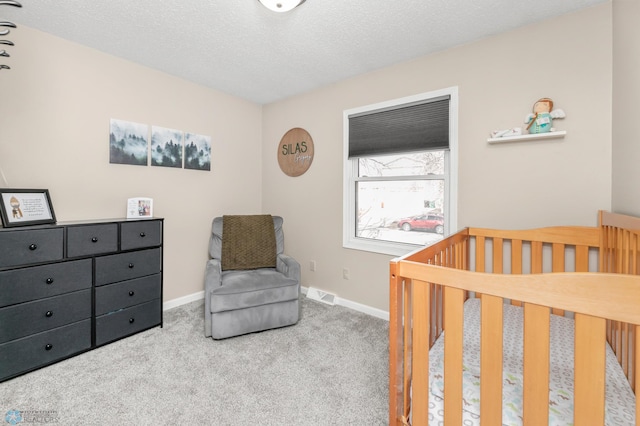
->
[343,87,458,256]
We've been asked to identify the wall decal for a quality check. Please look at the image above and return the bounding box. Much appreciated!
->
[277,127,314,177]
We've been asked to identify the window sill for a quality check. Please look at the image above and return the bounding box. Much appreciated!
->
[343,237,424,257]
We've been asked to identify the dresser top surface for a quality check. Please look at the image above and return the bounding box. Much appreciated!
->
[0,217,163,231]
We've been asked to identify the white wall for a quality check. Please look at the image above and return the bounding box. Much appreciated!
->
[261,4,613,311]
[0,26,263,302]
[612,0,640,215]
[0,4,616,312]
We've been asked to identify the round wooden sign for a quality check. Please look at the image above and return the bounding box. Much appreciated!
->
[277,127,314,177]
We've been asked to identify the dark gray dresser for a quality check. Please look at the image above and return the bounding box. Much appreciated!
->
[0,218,163,382]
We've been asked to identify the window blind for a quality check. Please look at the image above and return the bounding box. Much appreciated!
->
[348,95,450,158]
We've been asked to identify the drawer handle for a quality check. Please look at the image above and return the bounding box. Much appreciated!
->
[128,291,135,296]
[45,310,53,317]
[45,277,54,285]
[91,237,99,243]
[45,343,53,351]
[128,263,134,269]
[28,243,38,251]
[139,232,146,238]
[129,318,135,324]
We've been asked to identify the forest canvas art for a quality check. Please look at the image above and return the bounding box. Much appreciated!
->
[109,119,149,166]
[109,119,211,171]
[184,133,211,171]
[151,126,183,168]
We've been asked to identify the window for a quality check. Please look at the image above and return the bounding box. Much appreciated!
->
[343,87,458,256]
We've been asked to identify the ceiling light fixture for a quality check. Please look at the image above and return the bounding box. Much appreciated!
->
[258,0,305,13]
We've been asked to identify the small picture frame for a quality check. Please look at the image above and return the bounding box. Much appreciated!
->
[0,188,57,228]
[127,197,153,219]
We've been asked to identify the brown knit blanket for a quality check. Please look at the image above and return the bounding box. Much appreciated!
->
[221,215,276,271]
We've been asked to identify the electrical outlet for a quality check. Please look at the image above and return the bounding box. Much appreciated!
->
[310,260,316,272]
[342,268,350,280]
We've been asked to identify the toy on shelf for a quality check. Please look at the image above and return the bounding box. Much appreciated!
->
[524,97,565,134]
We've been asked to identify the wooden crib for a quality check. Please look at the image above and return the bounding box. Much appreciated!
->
[389,210,640,425]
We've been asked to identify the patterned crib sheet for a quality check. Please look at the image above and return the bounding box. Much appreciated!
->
[426,298,636,425]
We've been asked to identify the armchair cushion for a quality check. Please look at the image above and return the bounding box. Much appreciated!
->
[209,268,298,313]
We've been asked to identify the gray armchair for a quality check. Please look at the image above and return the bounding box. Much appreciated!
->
[204,215,301,339]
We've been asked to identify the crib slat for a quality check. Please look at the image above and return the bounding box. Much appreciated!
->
[632,232,639,274]
[617,227,625,273]
[412,280,430,426]
[523,303,549,424]
[476,236,486,273]
[403,280,412,421]
[432,284,443,346]
[552,242,565,272]
[531,241,543,274]
[552,243,565,316]
[388,263,401,426]
[511,239,523,274]
[511,239,523,307]
[574,314,606,425]
[493,237,503,273]
[622,323,629,377]
[443,287,464,425]
[632,325,637,394]
[475,236,486,299]
[636,324,639,425]
[481,295,503,423]
[575,244,590,272]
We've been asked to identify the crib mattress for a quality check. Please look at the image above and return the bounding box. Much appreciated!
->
[426,298,636,425]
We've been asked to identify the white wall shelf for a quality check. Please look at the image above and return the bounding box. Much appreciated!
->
[488,130,566,144]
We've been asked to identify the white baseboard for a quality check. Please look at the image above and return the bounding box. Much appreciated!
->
[164,287,389,322]
[301,286,389,321]
[163,290,204,311]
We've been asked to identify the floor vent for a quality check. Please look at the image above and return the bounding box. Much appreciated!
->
[306,287,336,306]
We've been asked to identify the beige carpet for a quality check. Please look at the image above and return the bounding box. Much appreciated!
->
[0,297,388,425]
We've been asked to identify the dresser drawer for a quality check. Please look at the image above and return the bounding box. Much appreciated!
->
[95,248,161,286]
[0,289,91,343]
[67,223,118,257]
[0,228,63,268]
[95,274,161,316]
[121,220,162,250]
[0,259,91,308]
[0,319,91,381]
[95,299,161,346]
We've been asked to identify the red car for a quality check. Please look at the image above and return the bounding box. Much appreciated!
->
[397,214,444,234]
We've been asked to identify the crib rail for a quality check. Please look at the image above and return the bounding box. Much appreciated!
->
[600,210,640,394]
[389,212,640,426]
[468,226,599,315]
[389,228,471,424]
[397,266,640,425]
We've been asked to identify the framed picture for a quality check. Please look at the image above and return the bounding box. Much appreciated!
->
[127,197,153,219]
[0,188,57,228]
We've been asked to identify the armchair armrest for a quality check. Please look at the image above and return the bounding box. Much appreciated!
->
[277,254,301,283]
[204,258,222,337]
[204,258,222,291]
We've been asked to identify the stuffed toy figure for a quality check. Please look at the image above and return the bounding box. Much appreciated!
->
[524,98,565,134]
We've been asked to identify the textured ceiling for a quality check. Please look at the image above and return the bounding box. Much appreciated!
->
[4,0,606,104]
